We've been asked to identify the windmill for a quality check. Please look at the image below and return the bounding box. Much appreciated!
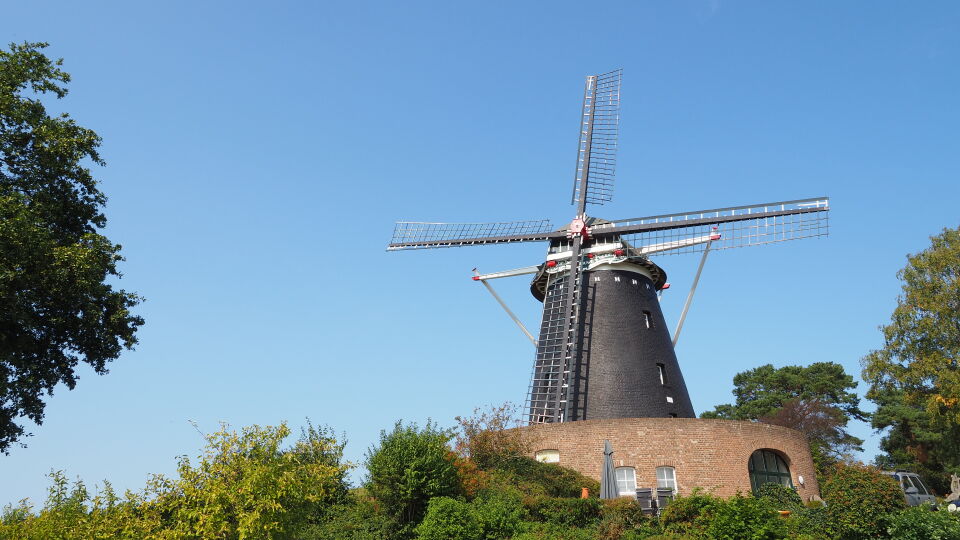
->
[387,70,829,425]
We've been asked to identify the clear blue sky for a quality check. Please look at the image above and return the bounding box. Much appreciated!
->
[2,1,958,507]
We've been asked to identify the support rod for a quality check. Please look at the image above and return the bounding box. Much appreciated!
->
[473,265,539,281]
[672,238,714,347]
[473,269,537,346]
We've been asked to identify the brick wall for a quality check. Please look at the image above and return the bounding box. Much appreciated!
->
[525,418,820,500]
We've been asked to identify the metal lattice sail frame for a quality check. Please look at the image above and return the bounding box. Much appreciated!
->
[388,198,829,252]
[572,69,621,208]
[386,70,831,425]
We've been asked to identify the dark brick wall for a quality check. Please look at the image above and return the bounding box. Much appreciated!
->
[573,269,695,420]
[525,417,821,500]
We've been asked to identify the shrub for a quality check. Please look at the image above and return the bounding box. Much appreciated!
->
[297,493,393,540]
[473,492,527,539]
[454,403,536,470]
[598,498,660,540]
[365,421,461,537]
[0,474,166,540]
[601,497,649,527]
[293,420,351,506]
[598,516,662,540]
[0,423,350,540]
[415,497,483,540]
[788,506,830,540]
[701,494,787,540]
[512,522,598,540]
[821,462,906,539]
[659,490,721,535]
[659,491,788,540]
[755,483,804,512]
[488,457,599,498]
[526,496,603,528]
[885,506,960,540]
[453,457,490,500]
[619,525,668,539]
[168,422,352,539]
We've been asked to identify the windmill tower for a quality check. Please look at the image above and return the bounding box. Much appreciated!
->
[388,70,829,425]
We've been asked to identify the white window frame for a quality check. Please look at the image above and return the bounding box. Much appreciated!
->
[615,466,637,497]
[656,466,677,493]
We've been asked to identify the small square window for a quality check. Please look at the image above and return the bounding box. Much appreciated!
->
[666,396,674,403]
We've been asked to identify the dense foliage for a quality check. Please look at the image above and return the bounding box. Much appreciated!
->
[700,362,865,476]
[297,491,393,540]
[0,423,350,539]
[455,402,535,470]
[526,497,602,528]
[597,498,658,540]
[862,226,960,494]
[3,405,957,539]
[487,456,600,499]
[416,497,485,540]
[0,472,165,539]
[755,483,804,513]
[416,493,528,540]
[703,494,786,540]
[364,421,461,538]
[0,42,143,452]
[884,506,960,540]
[658,490,787,539]
[168,423,350,538]
[820,462,906,539]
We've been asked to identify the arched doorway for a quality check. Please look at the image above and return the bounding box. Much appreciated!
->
[748,449,793,492]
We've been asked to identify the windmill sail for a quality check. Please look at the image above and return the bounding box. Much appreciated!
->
[571,69,621,211]
[592,198,829,255]
[388,219,555,250]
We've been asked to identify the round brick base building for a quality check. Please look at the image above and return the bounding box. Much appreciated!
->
[527,418,821,500]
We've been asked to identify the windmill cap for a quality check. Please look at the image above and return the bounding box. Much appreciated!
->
[529,247,667,301]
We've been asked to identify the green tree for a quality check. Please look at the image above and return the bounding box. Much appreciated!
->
[700,362,866,474]
[0,42,142,452]
[365,420,461,538]
[0,422,352,539]
[292,419,351,507]
[167,422,350,539]
[862,226,960,493]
